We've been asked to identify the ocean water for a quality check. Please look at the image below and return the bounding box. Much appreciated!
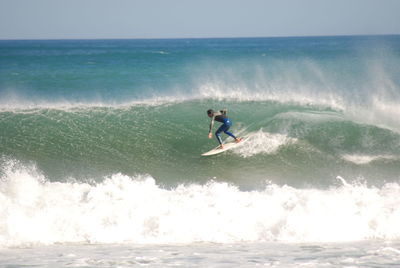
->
[1,35,400,267]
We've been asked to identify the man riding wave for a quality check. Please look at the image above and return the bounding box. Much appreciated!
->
[207,108,242,149]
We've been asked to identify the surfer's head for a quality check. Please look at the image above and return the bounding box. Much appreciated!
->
[207,109,214,117]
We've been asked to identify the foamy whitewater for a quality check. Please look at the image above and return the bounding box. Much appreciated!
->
[1,36,400,267]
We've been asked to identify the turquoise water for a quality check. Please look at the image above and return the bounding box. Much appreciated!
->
[1,36,400,253]
[1,100,400,189]
[1,36,400,187]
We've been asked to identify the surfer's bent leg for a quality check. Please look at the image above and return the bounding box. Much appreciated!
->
[215,125,225,145]
[223,119,237,139]
[216,120,237,144]
[224,129,237,139]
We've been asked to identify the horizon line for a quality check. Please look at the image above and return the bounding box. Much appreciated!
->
[1,33,399,42]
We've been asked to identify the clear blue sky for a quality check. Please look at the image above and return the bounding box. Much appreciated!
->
[1,0,399,39]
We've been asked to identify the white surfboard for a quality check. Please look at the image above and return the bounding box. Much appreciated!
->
[201,139,244,156]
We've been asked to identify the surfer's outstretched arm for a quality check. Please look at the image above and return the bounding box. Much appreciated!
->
[208,116,215,138]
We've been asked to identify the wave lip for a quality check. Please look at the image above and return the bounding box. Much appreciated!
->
[1,162,400,247]
[197,82,346,110]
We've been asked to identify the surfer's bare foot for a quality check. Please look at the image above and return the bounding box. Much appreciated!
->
[235,138,243,143]
[219,144,224,149]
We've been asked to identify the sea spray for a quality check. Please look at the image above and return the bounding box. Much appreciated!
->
[232,130,297,157]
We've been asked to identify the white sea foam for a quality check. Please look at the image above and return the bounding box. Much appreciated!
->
[1,161,400,247]
[342,154,397,165]
[233,130,297,157]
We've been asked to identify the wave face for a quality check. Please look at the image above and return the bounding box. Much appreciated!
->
[1,36,400,246]
[1,100,400,187]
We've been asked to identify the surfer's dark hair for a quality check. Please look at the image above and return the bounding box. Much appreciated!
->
[207,109,214,115]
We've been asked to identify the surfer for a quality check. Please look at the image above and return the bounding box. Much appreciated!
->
[207,109,242,149]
